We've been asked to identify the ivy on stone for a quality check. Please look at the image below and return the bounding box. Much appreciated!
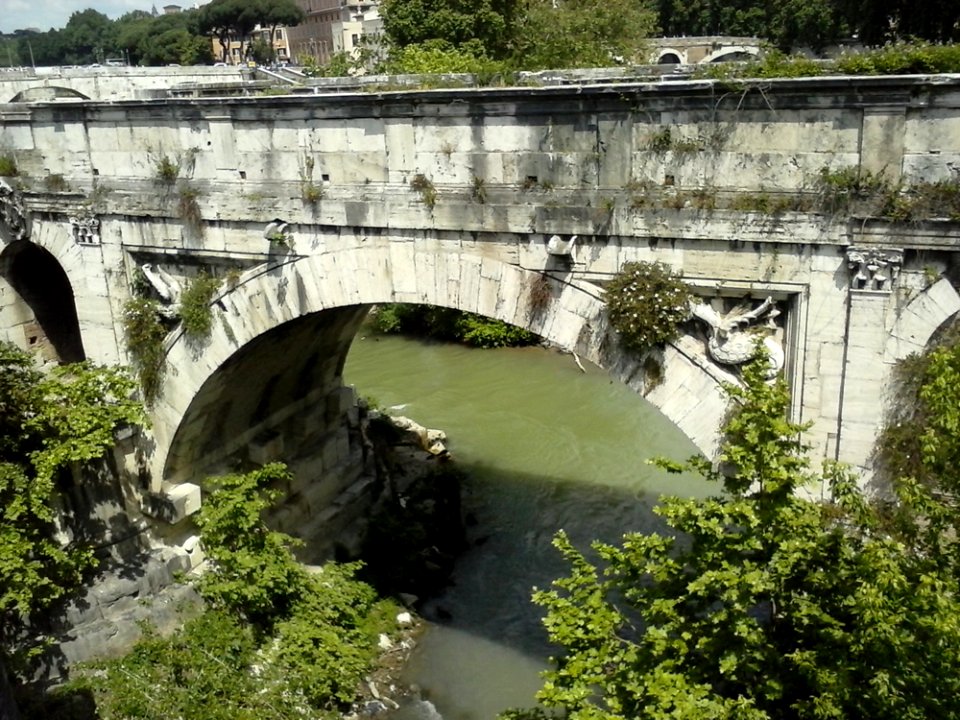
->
[604,261,692,355]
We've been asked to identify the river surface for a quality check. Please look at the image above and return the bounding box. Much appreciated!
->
[344,335,715,719]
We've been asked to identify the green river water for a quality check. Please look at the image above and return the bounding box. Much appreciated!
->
[344,334,714,720]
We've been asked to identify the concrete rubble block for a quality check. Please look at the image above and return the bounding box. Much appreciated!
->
[141,482,202,524]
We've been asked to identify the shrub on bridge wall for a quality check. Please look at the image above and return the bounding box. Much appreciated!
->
[694,41,960,82]
[410,173,437,209]
[816,167,960,221]
[0,155,18,178]
[604,261,692,355]
[178,272,221,343]
[177,186,204,238]
[154,154,180,185]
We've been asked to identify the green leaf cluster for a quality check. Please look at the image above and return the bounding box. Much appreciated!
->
[0,343,144,641]
[696,42,960,84]
[384,39,509,76]
[380,0,517,60]
[194,464,307,624]
[196,464,398,708]
[380,0,656,71]
[511,0,658,70]
[370,303,538,348]
[604,261,692,356]
[509,353,960,719]
[876,325,960,498]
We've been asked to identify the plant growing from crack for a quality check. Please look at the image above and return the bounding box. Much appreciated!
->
[410,173,437,210]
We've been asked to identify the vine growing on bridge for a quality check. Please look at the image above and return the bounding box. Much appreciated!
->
[122,297,167,406]
[178,271,222,343]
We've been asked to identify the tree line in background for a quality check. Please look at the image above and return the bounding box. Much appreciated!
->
[1,0,957,71]
[0,0,303,69]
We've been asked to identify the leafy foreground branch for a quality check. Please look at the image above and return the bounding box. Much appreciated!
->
[0,343,145,659]
[505,353,960,720]
[58,464,403,719]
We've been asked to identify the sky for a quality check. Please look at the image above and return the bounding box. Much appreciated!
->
[2,1,207,34]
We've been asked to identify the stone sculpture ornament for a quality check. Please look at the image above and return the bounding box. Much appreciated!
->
[689,295,785,377]
[547,234,578,261]
[140,263,183,318]
[68,214,101,245]
[846,246,903,291]
[0,179,29,244]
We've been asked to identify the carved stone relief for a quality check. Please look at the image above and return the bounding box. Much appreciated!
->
[846,246,903,291]
[68,214,101,245]
[689,295,785,377]
[0,179,29,244]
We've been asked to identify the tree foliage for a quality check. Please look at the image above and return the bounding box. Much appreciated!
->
[380,0,518,60]
[383,38,508,75]
[512,0,659,69]
[656,0,959,52]
[200,0,304,63]
[371,304,538,348]
[0,343,144,637]
[506,353,960,719]
[193,463,307,626]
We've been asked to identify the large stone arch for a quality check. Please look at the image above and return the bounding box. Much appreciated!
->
[0,241,85,362]
[149,247,732,490]
[884,278,960,363]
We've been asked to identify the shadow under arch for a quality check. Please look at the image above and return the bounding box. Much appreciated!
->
[0,240,85,363]
[149,247,733,490]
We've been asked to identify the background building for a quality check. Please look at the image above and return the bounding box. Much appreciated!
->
[286,0,381,65]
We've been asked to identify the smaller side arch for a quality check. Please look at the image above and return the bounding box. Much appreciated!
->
[9,86,92,103]
[0,241,86,363]
[657,50,685,65]
[701,46,761,64]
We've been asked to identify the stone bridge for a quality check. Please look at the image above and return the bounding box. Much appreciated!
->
[0,65,252,103]
[1,74,960,533]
